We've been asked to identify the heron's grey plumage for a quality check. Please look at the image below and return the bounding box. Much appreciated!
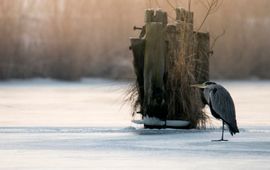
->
[192,81,239,140]
[207,84,239,135]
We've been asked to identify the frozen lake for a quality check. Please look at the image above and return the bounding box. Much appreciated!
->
[0,79,270,170]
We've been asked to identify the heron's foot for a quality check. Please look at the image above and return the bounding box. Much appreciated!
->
[211,139,228,142]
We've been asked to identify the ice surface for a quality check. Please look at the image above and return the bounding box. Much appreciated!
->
[0,79,270,170]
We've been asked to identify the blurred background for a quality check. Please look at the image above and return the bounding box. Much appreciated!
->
[0,0,269,80]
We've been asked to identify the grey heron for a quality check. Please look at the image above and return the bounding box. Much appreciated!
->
[192,81,239,141]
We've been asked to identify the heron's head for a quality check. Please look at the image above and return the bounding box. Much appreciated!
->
[191,81,217,89]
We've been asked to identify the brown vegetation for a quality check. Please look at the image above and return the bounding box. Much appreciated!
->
[129,6,212,128]
[0,0,269,80]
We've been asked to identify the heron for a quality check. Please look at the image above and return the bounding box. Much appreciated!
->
[191,81,239,141]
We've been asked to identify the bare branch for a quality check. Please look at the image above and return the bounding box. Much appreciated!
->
[196,0,223,32]
[188,0,192,12]
[210,29,226,51]
[166,0,176,10]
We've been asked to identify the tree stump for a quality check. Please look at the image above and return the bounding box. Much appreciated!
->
[130,8,210,128]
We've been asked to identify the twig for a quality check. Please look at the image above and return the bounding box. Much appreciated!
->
[196,0,222,32]
[210,29,226,51]
[166,0,176,10]
[210,0,224,14]
[188,0,192,12]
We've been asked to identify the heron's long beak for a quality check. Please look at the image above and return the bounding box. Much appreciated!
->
[190,84,207,89]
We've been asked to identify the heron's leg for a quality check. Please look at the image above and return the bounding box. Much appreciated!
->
[221,121,225,140]
[219,121,228,141]
[212,121,228,142]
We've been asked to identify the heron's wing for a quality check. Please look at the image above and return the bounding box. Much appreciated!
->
[209,86,238,130]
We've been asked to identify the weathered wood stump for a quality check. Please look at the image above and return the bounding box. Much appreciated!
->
[130,8,210,128]
[193,32,210,83]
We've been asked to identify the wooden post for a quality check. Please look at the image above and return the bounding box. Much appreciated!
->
[176,8,193,23]
[144,22,166,119]
[166,24,177,67]
[144,10,167,120]
[175,8,194,64]
[154,9,168,26]
[145,9,154,23]
[193,32,210,83]
[130,8,210,128]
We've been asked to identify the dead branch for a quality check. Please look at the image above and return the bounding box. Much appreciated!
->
[197,0,223,32]
[166,0,176,10]
[188,0,192,12]
[210,29,226,52]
